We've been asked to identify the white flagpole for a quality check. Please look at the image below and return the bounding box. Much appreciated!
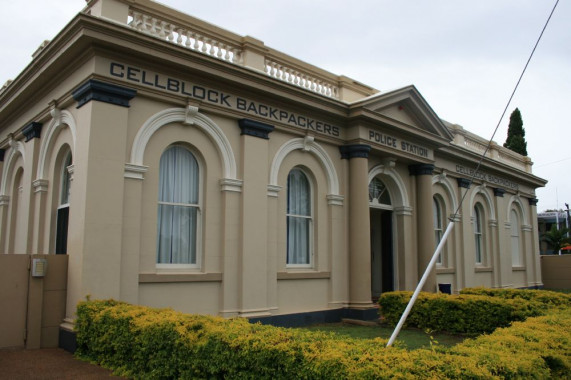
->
[386,220,455,347]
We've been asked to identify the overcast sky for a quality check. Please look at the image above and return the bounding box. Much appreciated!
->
[1,0,569,212]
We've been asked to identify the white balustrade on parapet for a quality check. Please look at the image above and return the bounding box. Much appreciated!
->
[265,59,339,99]
[128,9,242,65]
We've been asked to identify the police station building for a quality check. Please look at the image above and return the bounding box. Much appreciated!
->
[0,0,546,329]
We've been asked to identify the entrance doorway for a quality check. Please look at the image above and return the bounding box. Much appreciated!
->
[370,209,394,299]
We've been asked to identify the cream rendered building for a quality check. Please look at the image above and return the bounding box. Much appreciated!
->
[0,0,546,336]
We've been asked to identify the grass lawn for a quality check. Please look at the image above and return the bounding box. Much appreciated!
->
[298,322,467,350]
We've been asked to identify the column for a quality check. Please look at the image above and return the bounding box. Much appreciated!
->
[340,144,373,308]
[21,122,43,254]
[64,79,135,321]
[237,119,274,317]
[528,198,542,287]
[0,150,7,253]
[409,164,436,292]
[219,179,242,317]
[493,188,508,287]
[456,178,471,289]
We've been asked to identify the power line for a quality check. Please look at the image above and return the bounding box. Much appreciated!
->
[452,0,560,218]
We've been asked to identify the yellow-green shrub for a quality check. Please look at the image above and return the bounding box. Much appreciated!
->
[76,299,571,379]
[460,287,571,308]
[379,291,544,334]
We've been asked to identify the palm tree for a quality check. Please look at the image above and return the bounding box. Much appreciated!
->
[542,225,571,254]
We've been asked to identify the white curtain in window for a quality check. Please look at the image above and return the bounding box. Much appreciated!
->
[511,210,521,266]
[157,146,199,264]
[287,169,310,265]
[433,197,443,264]
[474,206,483,264]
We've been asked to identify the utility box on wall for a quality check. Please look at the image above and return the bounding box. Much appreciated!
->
[32,258,48,277]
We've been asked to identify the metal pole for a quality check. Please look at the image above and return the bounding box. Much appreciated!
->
[386,220,455,347]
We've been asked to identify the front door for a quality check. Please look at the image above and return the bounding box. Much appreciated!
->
[370,209,394,299]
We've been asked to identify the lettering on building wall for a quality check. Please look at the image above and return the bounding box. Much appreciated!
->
[368,130,429,158]
[455,165,519,190]
[109,62,340,137]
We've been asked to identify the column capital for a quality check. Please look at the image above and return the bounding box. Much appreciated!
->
[339,144,371,159]
[72,79,136,108]
[238,119,274,139]
[408,164,435,176]
[457,177,471,189]
[528,197,539,206]
[493,188,506,197]
[22,122,43,142]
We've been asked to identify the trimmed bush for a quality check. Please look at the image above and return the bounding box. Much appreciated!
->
[76,295,571,379]
[379,291,544,334]
[460,287,571,308]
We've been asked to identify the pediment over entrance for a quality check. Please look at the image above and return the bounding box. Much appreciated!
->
[350,85,454,143]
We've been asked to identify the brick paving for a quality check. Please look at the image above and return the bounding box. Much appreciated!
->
[0,348,125,379]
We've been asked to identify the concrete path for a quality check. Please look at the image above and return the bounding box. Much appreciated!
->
[0,348,125,379]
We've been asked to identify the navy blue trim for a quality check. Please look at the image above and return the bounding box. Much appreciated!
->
[518,285,544,290]
[249,307,378,328]
[457,178,471,189]
[528,198,539,206]
[59,328,77,353]
[0,149,4,162]
[339,144,371,159]
[72,79,136,108]
[238,119,274,139]
[22,121,43,142]
[408,164,435,176]
[493,188,505,197]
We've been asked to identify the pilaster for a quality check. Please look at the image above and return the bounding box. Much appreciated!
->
[238,119,274,317]
[340,144,373,308]
[528,198,542,287]
[65,80,135,320]
[409,164,436,292]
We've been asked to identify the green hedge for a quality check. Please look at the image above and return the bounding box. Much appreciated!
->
[76,295,571,379]
[378,290,547,334]
[460,287,571,308]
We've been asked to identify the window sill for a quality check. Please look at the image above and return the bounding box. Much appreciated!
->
[139,272,222,283]
[436,267,455,274]
[277,271,331,280]
[474,266,493,273]
[512,266,526,272]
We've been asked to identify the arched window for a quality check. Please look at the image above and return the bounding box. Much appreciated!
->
[287,168,312,266]
[511,209,521,266]
[156,145,200,266]
[474,204,485,264]
[369,177,391,206]
[433,197,444,264]
[55,152,72,254]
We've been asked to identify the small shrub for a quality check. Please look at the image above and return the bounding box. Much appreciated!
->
[379,291,544,334]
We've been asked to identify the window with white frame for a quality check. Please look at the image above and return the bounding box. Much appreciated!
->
[474,204,484,264]
[286,168,312,266]
[55,151,72,255]
[433,196,444,264]
[156,145,200,266]
[511,209,522,266]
